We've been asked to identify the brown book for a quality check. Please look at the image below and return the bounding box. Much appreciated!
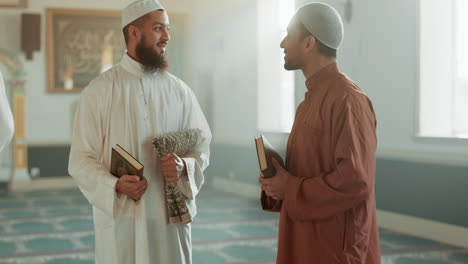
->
[254,135,284,178]
[110,144,144,178]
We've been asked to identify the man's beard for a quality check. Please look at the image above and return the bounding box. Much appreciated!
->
[283,56,301,71]
[135,36,169,73]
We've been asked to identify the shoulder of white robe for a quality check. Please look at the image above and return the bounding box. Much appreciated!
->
[81,68,118,98]
[163,72,193,99]
[0,72,5,95]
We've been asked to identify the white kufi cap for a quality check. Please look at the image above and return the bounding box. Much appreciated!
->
[122,0,165,28]
[295,2,344,50]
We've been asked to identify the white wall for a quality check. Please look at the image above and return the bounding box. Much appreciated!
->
[191,0,258,145]
[2,0,468,163]
[294,0,468,164]
[0,0,193,144]
[358,0,468,162]
[0,0,257,146]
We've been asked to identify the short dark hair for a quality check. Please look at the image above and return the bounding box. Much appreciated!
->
[296,21,337,58]
[122,14,149,45]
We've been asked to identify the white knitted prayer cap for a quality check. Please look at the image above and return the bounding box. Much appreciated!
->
[122,0,165,28]
[294,2,344,50]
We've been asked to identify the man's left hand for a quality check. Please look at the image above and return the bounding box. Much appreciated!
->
[258,158,290,200]
[160,153,186,183]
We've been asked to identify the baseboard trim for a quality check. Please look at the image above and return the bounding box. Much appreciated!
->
[11,177,77,192]
[377,209,468,248]
[211,178,468,248]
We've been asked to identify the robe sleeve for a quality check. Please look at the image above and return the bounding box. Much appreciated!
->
[0,73,14,153]
[178,84,212,200]
[68,84,125,218]
[284,96,377,221]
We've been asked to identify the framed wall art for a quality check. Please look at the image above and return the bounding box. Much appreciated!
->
[0,0,28,8]
[46,8,125,93]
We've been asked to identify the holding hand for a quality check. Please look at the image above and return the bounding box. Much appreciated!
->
[160,153,186,183]
[116,175,148,201]
[258,158,290,200]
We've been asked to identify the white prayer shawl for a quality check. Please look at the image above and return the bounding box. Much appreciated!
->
[0,72,14,153]
[68,54,211,264]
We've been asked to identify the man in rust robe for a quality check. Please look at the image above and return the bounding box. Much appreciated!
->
[258,3,380,263]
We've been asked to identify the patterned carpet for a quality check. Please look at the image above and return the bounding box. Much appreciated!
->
[0,187,467,264]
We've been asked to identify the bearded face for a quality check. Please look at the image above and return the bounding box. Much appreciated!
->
[135,34,169,73]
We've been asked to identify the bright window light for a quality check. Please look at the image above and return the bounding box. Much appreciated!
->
[278,0,295,31]
[456,0,468,79]
[453,0,468,136]
[419,0,468,138]
[257,0,295,133]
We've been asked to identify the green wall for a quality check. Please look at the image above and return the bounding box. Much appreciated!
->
[206,143,468,228]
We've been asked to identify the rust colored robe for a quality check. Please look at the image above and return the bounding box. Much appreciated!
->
[262,63,380,264]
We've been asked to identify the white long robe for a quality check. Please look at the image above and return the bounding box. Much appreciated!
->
[0,72,14,153]
[68,54,211,264]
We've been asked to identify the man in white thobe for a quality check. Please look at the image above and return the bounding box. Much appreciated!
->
[0,71,14,153]
[68,1,211,263]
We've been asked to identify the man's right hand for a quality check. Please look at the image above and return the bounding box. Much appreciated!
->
[115,175,148,201]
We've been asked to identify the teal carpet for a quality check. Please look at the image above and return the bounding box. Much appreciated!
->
[0,188,467,264]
